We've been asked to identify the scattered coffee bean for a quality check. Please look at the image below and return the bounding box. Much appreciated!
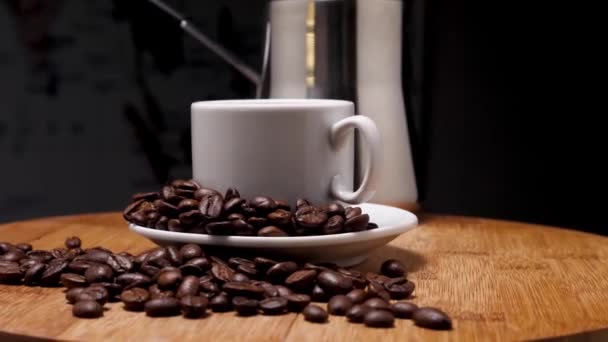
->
[1,249,26,262]
[74,286,109,306]
[120,288,150,311]
[223,282,264,298]
[180,295,208,318]
[65,237,82,249]
[15,243,32,252]
[364,309,395,328]
[84,264,114,284]
[346,304,371,323]
[285,269,317,292]
[311,284,329,302]
[380,259,406,278]
[232,296,259,316]
[266,261,298,283]
[0,263,23,283]
[317,271,353,295]
[385,280,415,299]
[40,259,68,286]
[145,297,181,317]
[303,305,328,323]
[73,300,103,318]
[209,293,232,312]
[23,263,46,285]
[412,307,452,330]
[66,287,87,304]
[60,273,87,288]
[176,275,200,298]
[275,285,293,297]
[346,289,368,304]
[157,269,183,290]
[391,302,418,319]
[285,294,311,312]
[259,297,288,315]
[364,297,390,310]
[328,295,353,316]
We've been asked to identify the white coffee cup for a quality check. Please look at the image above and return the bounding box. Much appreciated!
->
[191,99,381,205]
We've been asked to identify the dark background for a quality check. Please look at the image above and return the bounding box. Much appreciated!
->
[0,0,605,234]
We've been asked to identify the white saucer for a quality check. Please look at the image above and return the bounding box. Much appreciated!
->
[129,203,418,267]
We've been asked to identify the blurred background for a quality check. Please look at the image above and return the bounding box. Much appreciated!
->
[0,0,605,234]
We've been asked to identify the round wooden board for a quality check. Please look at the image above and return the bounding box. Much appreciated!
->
[1,213,607,341]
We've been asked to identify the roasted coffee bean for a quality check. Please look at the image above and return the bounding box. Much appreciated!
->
[66,287,87,304]
[147,211,161,226]
[60,273,87,288]
[74,286,109,305]
[391,302,418,319]
[210,255,230,267]
[205,221,234,235]
[250,196,277,212]
[40,259,68,286]
[273,285,292,297]
[1,249,26,262]
[23,263,46,285]
[194,187,219,200]
[211,263,235,283]
[209,293,232,312]
[344,207,362,220]
[296,198,311,209]
[179,244,203,261]
[367,222,379,230]
[164,246,182,266]
[346,304,372,323]
[322,216,344,235]
[253,257,277,271]
[116,273,152,289]
[328,295,353,315]
[380,259,406,278]
[161,185,181,203]
[363,297,390,310]
[156,200,179,216]
[232,273,250,282]
[254,281,279,298]
[106,254,134,274]
[182,257,211,275]
[199,280,220,295]
[84,264,114,284]
[168,219,186,232]
[295,206,328,230]
[175,187,195,198]
[15,243,32,252]
[303,263,335,273]
[236,264,258,278]
[384,276,407,286]
[19,258,39,270]
[285,269,317,291]
[258,226,288,237]
[224,197,246,213]
[233,219,256,236]
[228,257,254,268]
[412,307,452,330]
[267,209,292,225]
[149,284,175,299]
[92,282,122,300]
[26,250,53,263]
[155,216,169,230]
[223,282,264,298]
[346,289,368,304]
[368,281,391,302]
[285,294,311,312]
[181,295,208,318]
[303,305,328,323]
[123,199,145,220]
[172,179,200,191]
[179,210,203,225]
[317,271,353,295]
[140,264,161,278]
[247,217,268,229]
[130,211,147,225]
[364,309,395,328]
[259,297,288,315]
[120,287,150,311]
[199,194,224,218]
[275,200,290,210]
[145,297,181,317]
[131,191,159,202]
[51,248,68,259]
[0,242,13,254]
[266,261,298,283]
[177,199,199,212]
[73,300,103,318]
[228,213,245,221]
[311,284,329,302]
[324,202,345,217]
[157,269,183,290]
[81,249,111,264]
[385,280,415,299]
[232,296,259,316]
[366,272,391,285]
[224,187,240,201]
[344,214,369,232]
[175,275,200,298]
[0,263,22,283]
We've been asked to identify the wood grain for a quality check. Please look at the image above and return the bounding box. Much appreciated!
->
[1,213,607,341]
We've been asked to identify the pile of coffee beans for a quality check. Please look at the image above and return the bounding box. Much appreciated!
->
[0,237,452,330]
[122,179,378,237]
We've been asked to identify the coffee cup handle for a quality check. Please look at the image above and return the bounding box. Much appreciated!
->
[329,115,382,204]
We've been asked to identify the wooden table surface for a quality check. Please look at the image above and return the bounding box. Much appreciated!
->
[1,212,608,341]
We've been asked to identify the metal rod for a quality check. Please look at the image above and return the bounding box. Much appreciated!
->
[147,0,262,86]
